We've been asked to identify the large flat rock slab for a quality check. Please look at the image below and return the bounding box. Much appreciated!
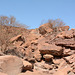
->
[55,39,75,49]
[39,44,63,56]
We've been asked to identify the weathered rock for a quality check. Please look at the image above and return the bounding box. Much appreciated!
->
[39,44,63,56]
[72,28,75,37]
[49,69,57,75]
[21,42,30,48]
[39,26,47,35]
[0,55,23,75]
[54,59,72,75]
[63,48,74,56]
[38,36,47,45]
[43,64,53,70]
[72,66,75,73]
[34,51,42,61]
[5,46,25,58]
[58,58,67,69]
[53,58,64,65]
[31,40,38,45]
[10,35,22,42]
[39,23,53,35]
[26,33,41,41]
[18,70,48,75]
[54,70,67,75]
[10,35,25,47]
[56,31,66,38]
[34,61,52,73]
[68,72,75,75]
[64,30,74,38]
[0,50,5,56]
[1,44,7,52]
[24,47,35,62]
[43,54,53,62]
[64,54,75,64]
[27,58,35,63]
[56,29,74,39]
[60,26,70,31]
[1,24,75,75]
[55,39,75,49]
[54,69,67,75]
[13,41,23,47]
[22,59,32,71]
[31,46,38,52]
[16,47,25,58]
[0,72,7,75]
[31,41,38,52]
[63,54,75,73]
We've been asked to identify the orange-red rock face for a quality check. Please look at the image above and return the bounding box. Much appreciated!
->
[0,24,75,75]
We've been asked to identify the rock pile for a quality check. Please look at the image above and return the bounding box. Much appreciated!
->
[0,23,75,75]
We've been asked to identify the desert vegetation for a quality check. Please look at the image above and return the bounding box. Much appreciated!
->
[0,16,28,28]
[48,19,65,32]
[40,19,66,33]
[48,19,65,28]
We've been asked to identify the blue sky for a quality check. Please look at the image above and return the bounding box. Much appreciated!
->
[0,0,75,29]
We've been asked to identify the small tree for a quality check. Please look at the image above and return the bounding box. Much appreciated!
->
[0,16,28,29]
[10,16,16,25]
[0,16,9,25]
[48,19,65,32]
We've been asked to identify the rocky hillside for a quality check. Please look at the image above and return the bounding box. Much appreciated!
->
[0,23,75,75]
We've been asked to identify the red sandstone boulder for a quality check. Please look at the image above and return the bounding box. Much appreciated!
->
[63,54,75,73]
[54,59,72,75]
[43,54,53,62]
[56,31,66,38]
[21,42,30,48]
[39,44,63,56]
[0,55,23,75]
[5,46,25,58]
[10,35,25,47]
[34,61,53,73]
[38,36,47,45]
[64,30,74,38]
[34,51,42,61]
[56,29,75,39]
[63,48,74,56]
[55,39,75,49]
[64,54,75,64]
[10,35,21,42]
[10,35,23,42]
[39,23,53,35]
[24,47,35,62]
[22,59,32,71]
